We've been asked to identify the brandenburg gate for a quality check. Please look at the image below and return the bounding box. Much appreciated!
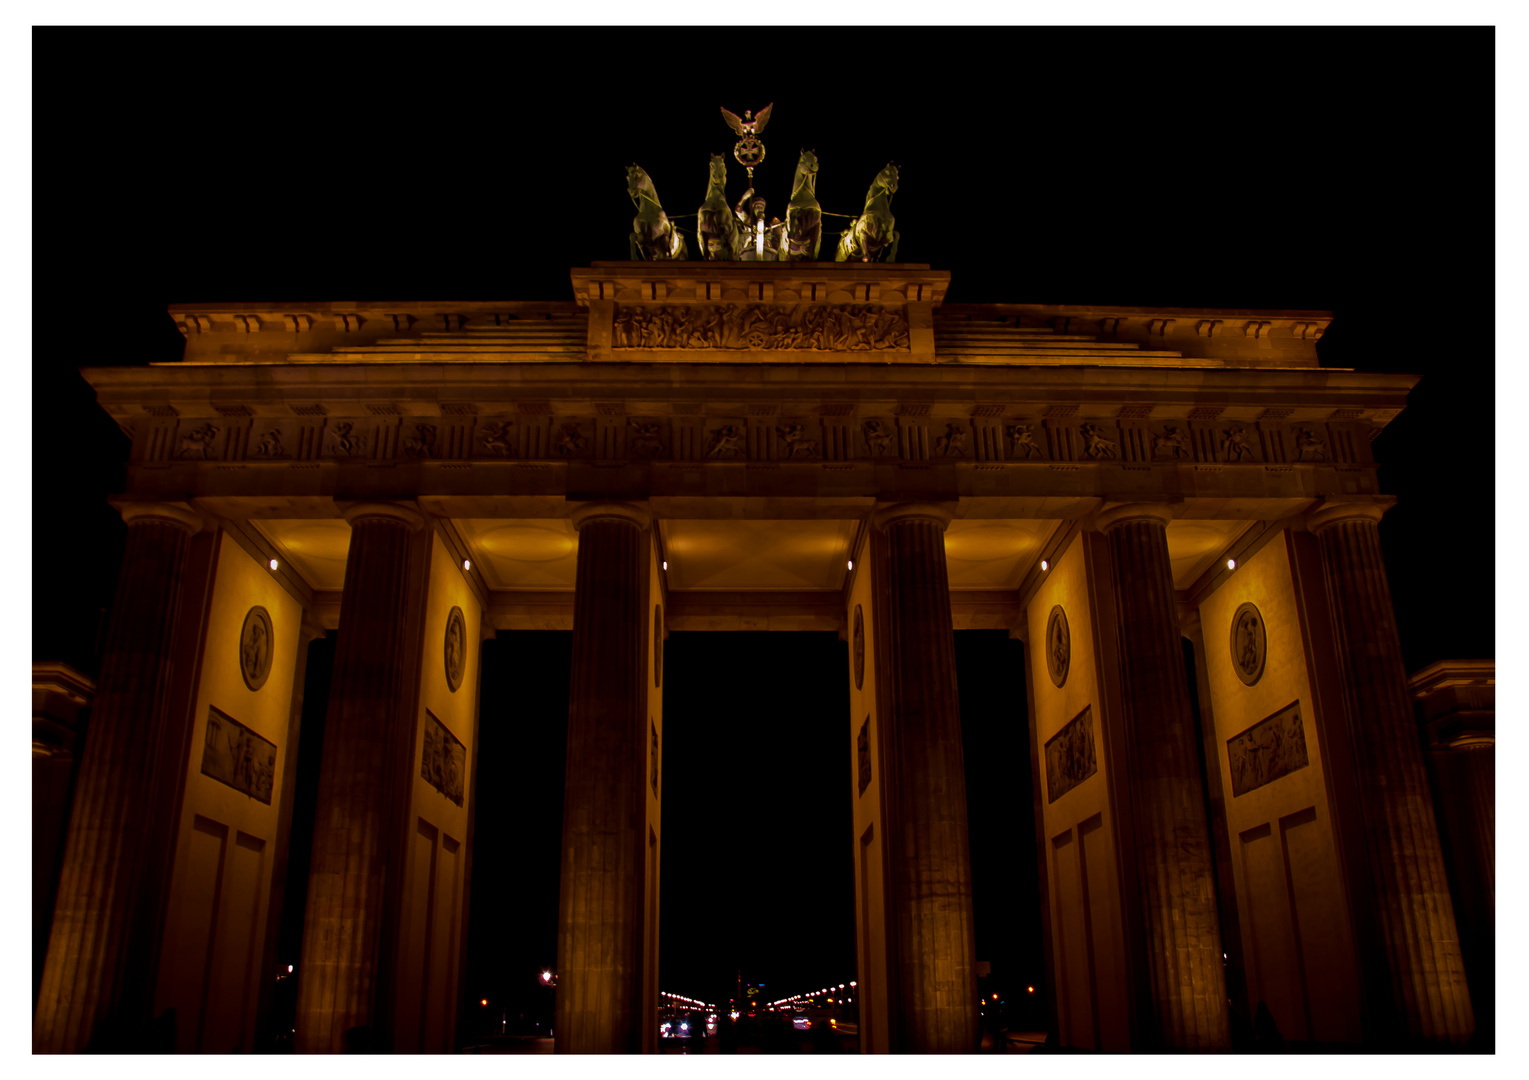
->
[35,258,1475,1052]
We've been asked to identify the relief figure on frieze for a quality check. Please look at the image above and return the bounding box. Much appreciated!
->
[252,427,287,458]
[422,710,466,806]
[629,419,667,457]
[863,419,894,456]
[402,424,437,458]
[1080,423,1118,459]
[327,421,366,457]
[479,419,515,456]
[555,422,588,456]
[1044,706,1097,804]
[1221,426,1254,462]
[611,303,908,352]
[1295,427,1329,461]
[1227,702,1309,797]
[776,423,819,459]
[934,423,967,457]
[707,424,745,458]
[1153,426,1191,459]
[1007,423,1042,459]
[179,423,220,459]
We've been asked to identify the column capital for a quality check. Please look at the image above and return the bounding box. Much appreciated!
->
[871,501,954,532]
[1305,495,1397,534]
[338,500,426,531]
[1092,501,1176,532]
[298,618,328,647]
[1179,605,1203,640]
[569,500,651,531]
[112,499,204,534]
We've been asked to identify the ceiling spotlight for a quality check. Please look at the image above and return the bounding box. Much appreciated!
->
[463,559,471,571]
[269,558,279,571]
[1227,558,1237,571]
[847,560,853,570]
[1040,559,1048,571]
[662,560,668,571]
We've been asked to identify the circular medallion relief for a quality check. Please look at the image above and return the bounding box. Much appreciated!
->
[444,606,466,693]
[654,604,664,688]
[1046,605,1070,688]
[853,604,866,691]
[1231,602,1267,686]
[239,606,274,692]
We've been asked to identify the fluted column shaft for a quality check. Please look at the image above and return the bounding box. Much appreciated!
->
[34,503,202,1052]
[555,503,649,1054]
[1099,506,1228,1050]
[1311,501,1473,1043]
[295,505,427,1053]
[874,504,979,1054]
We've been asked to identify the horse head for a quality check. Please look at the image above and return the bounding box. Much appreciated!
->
[627,164,654,206]
[708,153,728,188]
[876,162,899,197]
[795,149,819,183]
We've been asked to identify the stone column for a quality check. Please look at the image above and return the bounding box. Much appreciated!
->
[295,503,429,1053]
[871,502,979,1054]
[555,502,650,1054]
[1179,609,1248,1032]
[1307,497,1474,1044]
[1094,503,1228,1051]
[34,501,204,1053]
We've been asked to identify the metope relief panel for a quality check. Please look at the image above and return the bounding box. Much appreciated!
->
[1227,701,1309,797]
[422,710,466,806]
[612,303,909,352]
[201,706,276,805]
[1045,705,1097,804]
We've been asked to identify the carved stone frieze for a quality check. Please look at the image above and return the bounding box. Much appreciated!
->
[1006,422,1044,459]
[613,303,909,351]
[1227,701,1308,797]
[1220,425,1256,462]
[178,423,220,460]
[629,419,667,458]
[422,710,465,806]
[1045,705,1096,804]
[1079,422,1118,460]
[478,419,515,456]
[775,423,819,459]
[326,421,368,457]
[862,419,896,457]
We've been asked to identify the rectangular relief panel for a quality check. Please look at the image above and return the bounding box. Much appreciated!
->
[1045,705,1097,804]
[201,831,265,1054]
[1238,820,1307,1040]
[1079,815,1128,1050]
[423,833,460,1050]
[1227,701,1309,797]
[1051,828,1095,1050]
[422,709,466,806]
[200,705,277,805]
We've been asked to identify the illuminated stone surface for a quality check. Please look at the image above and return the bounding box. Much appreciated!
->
[36,263,1481,1053]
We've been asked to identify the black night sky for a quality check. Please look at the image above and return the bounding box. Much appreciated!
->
[32,26,1494,1042]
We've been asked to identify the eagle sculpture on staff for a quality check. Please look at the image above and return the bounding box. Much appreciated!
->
[721,103,772,180]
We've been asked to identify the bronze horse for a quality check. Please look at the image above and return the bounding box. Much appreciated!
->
[696,154,740,260]
[783,149,821,261]
[627,164,688,261]
[836,163,899,263]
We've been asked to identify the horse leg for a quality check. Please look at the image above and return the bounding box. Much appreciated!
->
[887,231,899,263]
[630,232,643,261]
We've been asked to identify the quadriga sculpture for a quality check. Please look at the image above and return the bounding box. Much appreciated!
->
[783,149,822,260]
[627,164,689,261]
[696,154,741,260]
[836,163,900,263]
